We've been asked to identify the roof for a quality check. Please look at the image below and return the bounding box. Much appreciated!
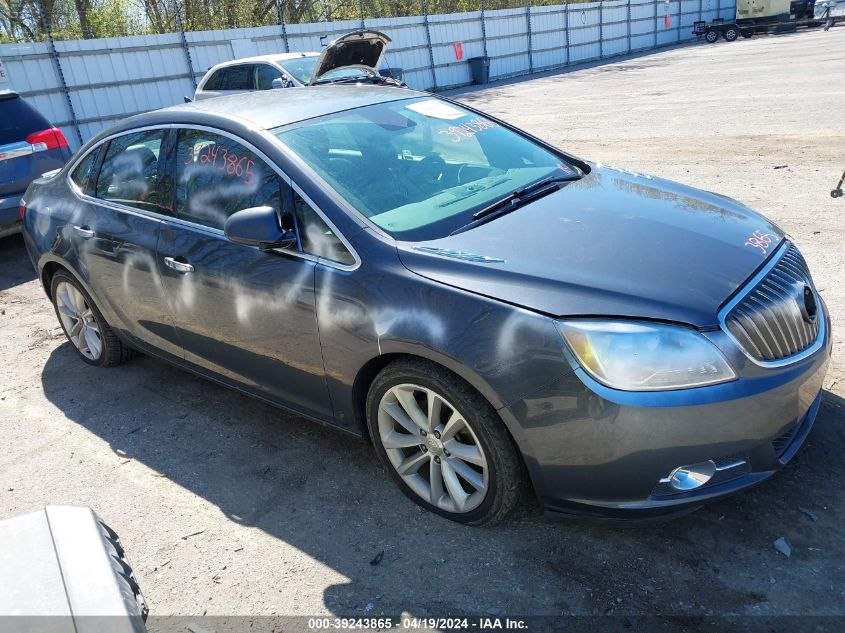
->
[208,52,319,69]
[158,85,424,131]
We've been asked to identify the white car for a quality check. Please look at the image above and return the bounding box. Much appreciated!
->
[193,30,400,101]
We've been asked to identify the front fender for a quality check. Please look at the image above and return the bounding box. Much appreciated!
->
[317,258,574,445]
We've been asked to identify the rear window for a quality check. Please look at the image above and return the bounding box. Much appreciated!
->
[203,70,225,91]
[0,94,51,145]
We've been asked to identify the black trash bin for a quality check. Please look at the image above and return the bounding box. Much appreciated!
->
[379,67,404,81]
[468,56,490,85]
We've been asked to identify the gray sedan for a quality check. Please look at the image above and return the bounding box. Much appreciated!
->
[20,86,831,525]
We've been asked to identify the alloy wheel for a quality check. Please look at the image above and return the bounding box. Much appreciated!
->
[377,384,489,513]
[55,281,103,361]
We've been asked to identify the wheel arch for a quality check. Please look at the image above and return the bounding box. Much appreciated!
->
[40,259,66,300]
[350,349,526,454]
[39,257,100,305]
[39,258,114,330]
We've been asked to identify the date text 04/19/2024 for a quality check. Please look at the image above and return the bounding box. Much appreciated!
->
[307,616,529,630]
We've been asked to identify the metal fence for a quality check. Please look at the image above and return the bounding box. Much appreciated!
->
[0,0,736,149]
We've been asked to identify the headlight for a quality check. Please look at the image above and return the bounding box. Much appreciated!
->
[556,320,736,391]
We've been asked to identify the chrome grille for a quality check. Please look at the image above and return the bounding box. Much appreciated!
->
[724,244,820,362]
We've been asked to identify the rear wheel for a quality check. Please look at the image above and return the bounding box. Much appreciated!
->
[724,27,739,41]
[741,28,754,38]
[366,359,527,526]
[705,29,720,43]
[51,271,134,367]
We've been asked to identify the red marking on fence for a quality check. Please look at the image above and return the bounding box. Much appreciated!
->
[454,42,464,61]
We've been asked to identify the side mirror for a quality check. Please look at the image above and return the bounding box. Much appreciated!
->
[271,75,293,89]
[224,206,297,250]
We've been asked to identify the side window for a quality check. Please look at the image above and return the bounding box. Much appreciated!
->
[175,129,282,230]
[203,69,225,91]
[225,64,252,90]
[95,129,169,213]
[70,147,100,195]
[294,192,355,266]
[255,64,281,90]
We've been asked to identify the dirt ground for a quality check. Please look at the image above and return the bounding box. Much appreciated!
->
[1,28,844,623]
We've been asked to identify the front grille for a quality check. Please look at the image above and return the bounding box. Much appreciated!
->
[724,244,820,362]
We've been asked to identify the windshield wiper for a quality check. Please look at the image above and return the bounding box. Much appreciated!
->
[449,172,581,236]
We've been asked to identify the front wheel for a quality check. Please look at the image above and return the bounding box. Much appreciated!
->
[741,28,754,38]
[724,27,739,41]
[366,359,527,526]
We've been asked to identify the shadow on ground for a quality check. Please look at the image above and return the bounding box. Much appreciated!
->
[0,235,36,292]
[39,338,845,616]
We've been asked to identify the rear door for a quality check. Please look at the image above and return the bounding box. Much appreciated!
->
[0,93,70,227]
[69,127,182,357]
[155,126,332,419]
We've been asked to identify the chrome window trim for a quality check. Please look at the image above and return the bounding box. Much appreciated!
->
[65,123,360,271]
[718,240,826,368]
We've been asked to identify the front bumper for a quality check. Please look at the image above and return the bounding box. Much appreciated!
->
[503,303,832,521]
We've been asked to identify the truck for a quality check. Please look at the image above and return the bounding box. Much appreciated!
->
[693,0,835,42]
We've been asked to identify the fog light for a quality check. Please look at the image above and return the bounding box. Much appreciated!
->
[667,460,717,491]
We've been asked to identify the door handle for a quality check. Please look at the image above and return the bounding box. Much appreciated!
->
[73,225,95,239]
[164,256,194,273]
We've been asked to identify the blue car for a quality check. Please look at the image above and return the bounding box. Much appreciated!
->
[21,87,831,525]
[1,90,71,238]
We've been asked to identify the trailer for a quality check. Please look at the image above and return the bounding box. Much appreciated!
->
[815,0,845,29]
[693,0,828,42]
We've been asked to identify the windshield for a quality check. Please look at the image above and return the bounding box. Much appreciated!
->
[275,97,578,241]
[278,57,318,84]
[280,56,368,85]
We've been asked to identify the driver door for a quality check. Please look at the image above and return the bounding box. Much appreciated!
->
[155,127,332,420]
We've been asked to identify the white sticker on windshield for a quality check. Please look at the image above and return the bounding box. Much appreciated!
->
[406,100,466,120]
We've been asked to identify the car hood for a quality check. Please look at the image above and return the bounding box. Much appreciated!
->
[396,166,785,327]
[308,30,390,84]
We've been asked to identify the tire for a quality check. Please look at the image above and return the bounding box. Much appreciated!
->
[704,29,719,43]
[366,358,527,526]
[724,27,739,41]
[50,270,134,367]
[740,29,754,38]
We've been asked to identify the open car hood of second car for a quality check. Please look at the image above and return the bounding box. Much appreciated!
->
[308,30,391,84]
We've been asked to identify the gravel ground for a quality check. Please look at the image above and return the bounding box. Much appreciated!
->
[1,28,844,623]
